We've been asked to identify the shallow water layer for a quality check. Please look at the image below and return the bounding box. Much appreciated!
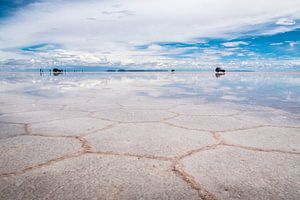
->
[0,72,300,114]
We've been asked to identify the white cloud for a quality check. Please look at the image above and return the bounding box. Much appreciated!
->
[0,0,300,68]
[146,44,165,52]
[260,25,298,35]
[276,18,296,26]
[270,42,284,46]
[222,41,249,47]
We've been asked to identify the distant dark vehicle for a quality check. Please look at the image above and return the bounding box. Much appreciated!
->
[215,67,225,78]
[171,69,175,72]
[215,67,225,73]
[52,68,63,76]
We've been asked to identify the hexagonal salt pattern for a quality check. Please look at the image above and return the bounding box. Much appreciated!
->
[0,136,81,174]
[64,103,120,112]
[118,98,184,110]
[235,110,300,127]
[85,123,216,157]
[0,110,88,124]
[31,117,114,136]
[0,154,200,200]
[221,127,300,153]
[170,103,240,116]
[92,109,175,123]
[0,123,26,139]
[0,103,63,115]
[167,115,260,132]
[181,146,300,200]
[1,72,300,200]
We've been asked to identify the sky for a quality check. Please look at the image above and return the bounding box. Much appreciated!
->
[0,0,299,71]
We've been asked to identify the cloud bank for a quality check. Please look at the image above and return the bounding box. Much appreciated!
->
[0,0,299,70]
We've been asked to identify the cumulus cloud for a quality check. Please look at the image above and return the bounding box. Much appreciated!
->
[0,0,300,69]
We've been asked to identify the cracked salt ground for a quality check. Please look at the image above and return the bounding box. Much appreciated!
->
[31,117,114,137]
[166,115,261,132]
[181,146,300,200]
[1,72,300,200]
[0,103,63,115]
[0,123,26,139]
[92,109,176,123]
[64,103,121,112]
[85,123,217,157]
[234,110,300,127]
[169,104,241,116]
[0,155,200,200]
[220,126,300,153]
[0,136,82,175]
[0,110,88,124]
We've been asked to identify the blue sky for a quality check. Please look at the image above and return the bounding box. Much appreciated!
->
[0,0,299,70]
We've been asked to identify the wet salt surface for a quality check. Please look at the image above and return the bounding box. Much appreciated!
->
[1,72,299,113]
[0,72,300,200]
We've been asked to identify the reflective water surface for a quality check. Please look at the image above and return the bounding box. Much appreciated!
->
[1,72,300,114]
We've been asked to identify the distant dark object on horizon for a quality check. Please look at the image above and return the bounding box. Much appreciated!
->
[215,67,225,78]
[171,69,175,72]
[52,68,63,76]
[53,68,63,73]
[215,67,225,73]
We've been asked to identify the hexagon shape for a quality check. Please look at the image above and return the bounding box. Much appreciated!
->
[92,109,175,123]
[85,122,216,157]
[236,110,300,127]
[170,104,240,116]
[220,126,300,152]
[0,154,200,200]
[181,146,300,200]
[0,110,88,124]
[31,117,114,136]
[0,136,81,174]
[167,115,260,132]
[65,103,120,112]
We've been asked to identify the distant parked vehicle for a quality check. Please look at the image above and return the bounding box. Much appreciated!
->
[215,67,225,73]
[52,68,63,76]
[215,67,225,78]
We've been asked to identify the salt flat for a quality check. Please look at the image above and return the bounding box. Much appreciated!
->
[0,72,299,200]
